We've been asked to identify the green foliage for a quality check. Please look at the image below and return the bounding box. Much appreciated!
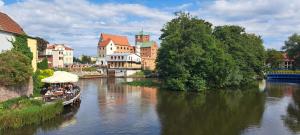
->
[82,67,97,72]
[33,69,54,96]
[213,25,266,83]
[126,79,159,87]
[37,58,48,70]
[266,49,284,68]
[157,12,242,91]
[0,51,32,86]
[11,34,33,61]
[81,55,92,64]
[282,33,300,68]
[0,98,63,129]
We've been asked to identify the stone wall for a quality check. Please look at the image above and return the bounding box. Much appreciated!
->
[0,77,33,102]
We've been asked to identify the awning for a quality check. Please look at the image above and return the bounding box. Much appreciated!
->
[41,71,79,83]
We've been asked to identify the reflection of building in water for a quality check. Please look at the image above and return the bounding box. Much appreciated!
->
[265,82,297,97]
[99,78,157,107]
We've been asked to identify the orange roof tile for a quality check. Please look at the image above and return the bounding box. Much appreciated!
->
[98,33,130,46]
[0,12,25,35]
[99,39,111,47]
[47,44,73,50]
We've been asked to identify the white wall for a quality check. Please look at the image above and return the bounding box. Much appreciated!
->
[0,31,14,53]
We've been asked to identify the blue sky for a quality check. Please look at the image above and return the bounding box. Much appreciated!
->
[1,0,299,57]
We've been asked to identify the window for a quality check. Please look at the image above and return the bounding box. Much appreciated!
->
[111,56,113,59]
[59,57,63,60]
[110,47,112,50]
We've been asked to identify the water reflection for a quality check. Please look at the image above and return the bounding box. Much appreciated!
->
[2,79,300,135]
[97,78,160,135]
[281,83,300,133]
[156,90,265,135]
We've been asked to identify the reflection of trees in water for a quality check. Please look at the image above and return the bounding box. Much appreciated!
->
[156,90,265,135]
[1,104,80,135]
[283,84,300,133]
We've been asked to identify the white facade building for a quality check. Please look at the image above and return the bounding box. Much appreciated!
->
[45,44,73,68]
[0,31,15,52]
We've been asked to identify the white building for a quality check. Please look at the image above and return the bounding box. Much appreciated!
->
[106,53,141,77]
[97,33,136,66]
[45,44,73,68]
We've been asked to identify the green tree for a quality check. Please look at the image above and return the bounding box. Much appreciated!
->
[11,34,33,61]
[37,58,48,70]
[282,33,300,68]
[81,55,92,64]
[157,12,238,91]
[0,51,32,86]
[73,57,81,63]
[213,25,266,83]
[266,49,284,68]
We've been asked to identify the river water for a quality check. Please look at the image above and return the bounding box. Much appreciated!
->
[2,78,300,135]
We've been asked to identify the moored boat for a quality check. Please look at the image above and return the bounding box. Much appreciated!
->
[41,71,81,106]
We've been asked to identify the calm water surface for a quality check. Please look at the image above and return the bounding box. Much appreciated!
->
[2,78,300,135]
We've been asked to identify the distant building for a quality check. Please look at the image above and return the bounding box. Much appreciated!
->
[97,33,136,66]
[106,53,141,77]
[281,53,294,69]
[135,31,158,70]
[0,12,38,72]
[45,44,73,68]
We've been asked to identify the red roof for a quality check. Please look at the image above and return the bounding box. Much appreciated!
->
[283,53,294,62]
[98,33,130,47]
[99,39,111,47]
[47,44,73,50]
[0,12,25,35]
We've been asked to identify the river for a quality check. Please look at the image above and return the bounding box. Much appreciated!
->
[2,78,300,135]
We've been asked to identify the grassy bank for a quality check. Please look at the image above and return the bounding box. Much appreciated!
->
[0,97,63,130]
[128,70,154,78]
[125,79,159,87]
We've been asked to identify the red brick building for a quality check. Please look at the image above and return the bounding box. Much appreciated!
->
[135,31,158,70]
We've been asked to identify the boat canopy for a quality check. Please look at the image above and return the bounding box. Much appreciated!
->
[42,71,79,83]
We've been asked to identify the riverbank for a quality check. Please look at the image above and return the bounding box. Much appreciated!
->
[125,79,159,87]
[0,97,63,130]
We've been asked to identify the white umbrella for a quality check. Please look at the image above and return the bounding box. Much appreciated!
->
[42,71,79,83]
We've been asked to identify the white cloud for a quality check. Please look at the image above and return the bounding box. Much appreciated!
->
[1,0,299,55]
[192,0,300,50]
[0,0,3,7]
[0,0,172,56]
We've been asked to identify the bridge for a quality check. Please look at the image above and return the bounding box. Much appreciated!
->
[267,74,300,80]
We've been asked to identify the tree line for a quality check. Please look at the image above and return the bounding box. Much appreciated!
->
[156,12,264,91]
[157,12,300,91]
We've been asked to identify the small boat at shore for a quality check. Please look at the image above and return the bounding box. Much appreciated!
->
[41,71,81,106]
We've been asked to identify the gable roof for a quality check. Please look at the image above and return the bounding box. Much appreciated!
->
[99,33,130,46]
[47,44,73,50]
[0,12,25,35]
[99,39,111,47]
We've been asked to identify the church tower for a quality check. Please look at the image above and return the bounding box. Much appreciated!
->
[135,30,150,45]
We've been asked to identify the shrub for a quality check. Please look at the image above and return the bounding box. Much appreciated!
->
[33,69,54,96]
[0,101,63,129]
[0,51,32,86]
[37,58,48,70]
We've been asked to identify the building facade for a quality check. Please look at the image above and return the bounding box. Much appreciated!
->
[106,53,141,77]
[135,31,158,70]
[45,44,73,68]
[282,53,294,69]
[0,12,38,72]
[97,33,136,66]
